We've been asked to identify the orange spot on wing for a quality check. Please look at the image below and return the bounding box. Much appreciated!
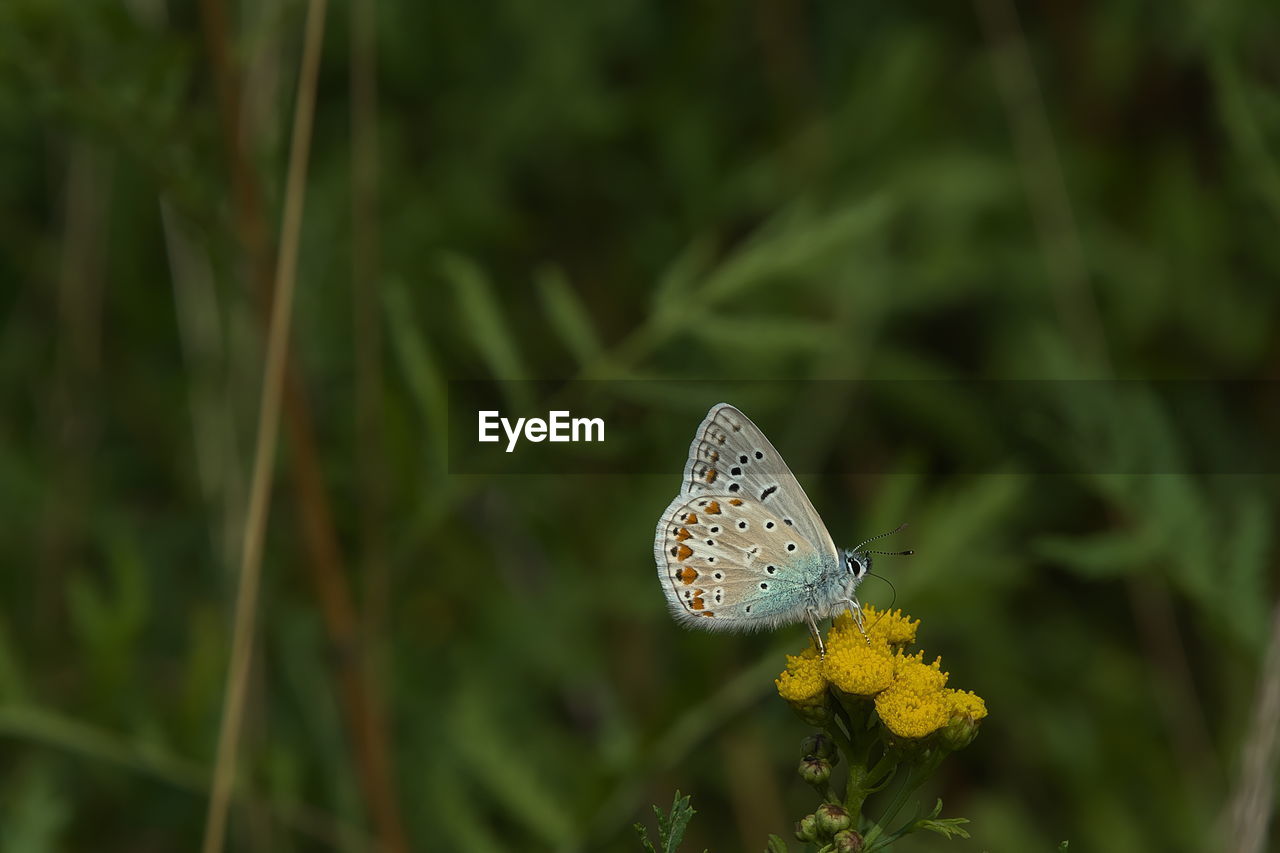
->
[690,591,706,610]
[710,451,719,461]
[704,468,717,483]
[679,567,698,584]
[676,544,693,561]
[675,528,691,542]
[685,512,698,525]
[704,501,721,514]
[702,611,715,617]
[729,498,743,506]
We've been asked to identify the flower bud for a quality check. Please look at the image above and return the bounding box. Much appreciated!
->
[815,803,852,835]
[787,694,831,726]
[801,733,836,760]
[938,690,987,751]
[831,828,864,852]
[798,756,832,786]
[795,813,819,842]
[940,713,981,751]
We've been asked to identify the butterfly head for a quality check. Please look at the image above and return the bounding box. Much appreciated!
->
[842,549,872,583]
[842,524,913,596]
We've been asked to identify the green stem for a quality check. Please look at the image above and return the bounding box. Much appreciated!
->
[843,769,869,825]
[860,767,924,850]
[822,715,858,765]
[825,691,909,829]
[862,752,899,794]
[834,693,874,750]
[861,744,950,851]
[866,749,895,781]
[831,694,860,749]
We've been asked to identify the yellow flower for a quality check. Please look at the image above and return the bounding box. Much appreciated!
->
[774,606,988,746]
[823,613,895,695]
[874,652,951,739]
[861,605,920,648]
[946,689,987,722]
[776,647,828,702]
[939,688,988,749]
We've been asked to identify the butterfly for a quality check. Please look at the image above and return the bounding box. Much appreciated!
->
[653,403,909,655]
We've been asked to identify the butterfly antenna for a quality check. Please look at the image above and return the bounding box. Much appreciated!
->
[853,522,909,553]
[865,572,898,614]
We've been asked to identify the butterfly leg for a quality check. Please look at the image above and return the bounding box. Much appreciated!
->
[844,597,871,645]
[805,607,826,658]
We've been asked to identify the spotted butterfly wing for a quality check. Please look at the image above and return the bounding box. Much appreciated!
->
[654,403,843,631]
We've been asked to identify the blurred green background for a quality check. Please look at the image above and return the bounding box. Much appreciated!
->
[2,0,1279,850]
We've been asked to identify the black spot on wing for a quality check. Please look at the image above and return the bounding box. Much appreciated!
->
[760,485,778,501]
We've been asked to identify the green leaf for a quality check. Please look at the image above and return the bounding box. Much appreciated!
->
[1058,843,1070,851]
[0,761,69,851]
[764,833,790,852]
[636,790,699,853]
[910,800,970,841]
[384,278,449,458]
[0,613,27,703]
[686,314,835,354]
[699,195,895,303]
[915,816,971,840]
[659,790,697,853]
[634,822,658,853]
[428,762,508,853]
[441,252,528,387]
[650,236,716,316]
[450,684,575,847]
[1032,528,1161,579]
[535,265,602,366]
[1217,490,1272,646]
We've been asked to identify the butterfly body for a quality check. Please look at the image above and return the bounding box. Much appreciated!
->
[654,404,874,642]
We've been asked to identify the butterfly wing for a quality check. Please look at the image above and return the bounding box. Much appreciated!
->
[678,403,837,555]
[655,493,834,631]
[653,403,842,631]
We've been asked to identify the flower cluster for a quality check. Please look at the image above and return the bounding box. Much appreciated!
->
[778,606,987,849]
[776,606,986,740]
